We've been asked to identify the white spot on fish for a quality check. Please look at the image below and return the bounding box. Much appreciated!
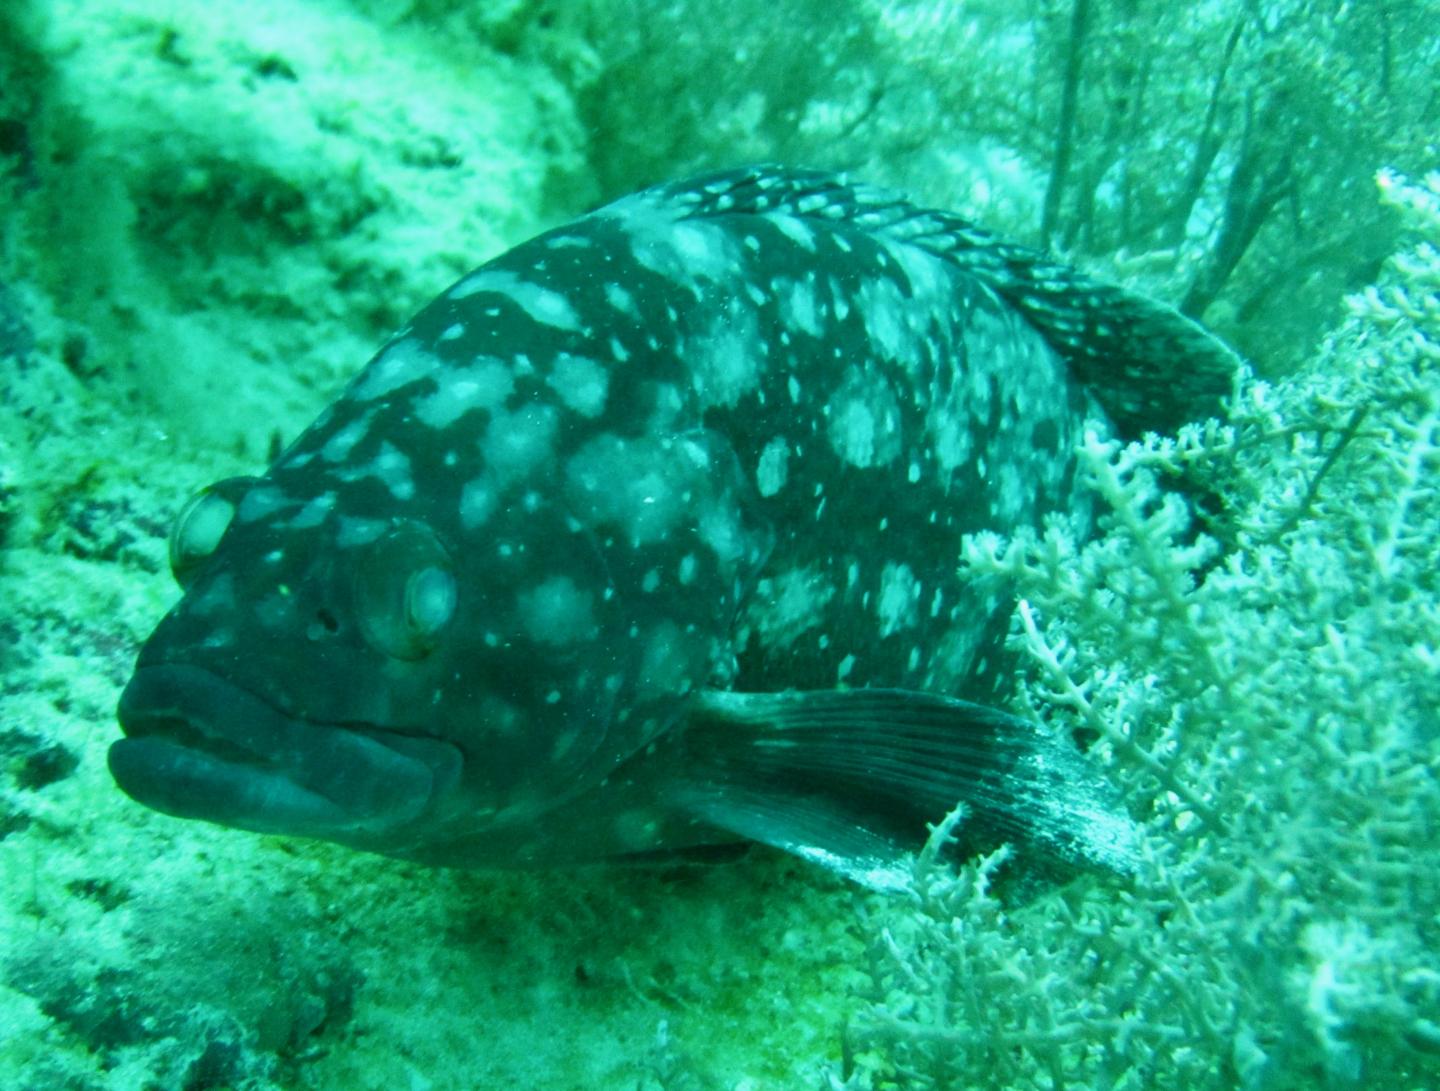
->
[697,501,746,565]
[615,204,739,294]
[413,358,513,429]
[565,434,685,546]
[830,399,877,466]
[238,486,290,523]
[688,298,761,408]
[825,368,902,469]
[336,517,386,548]
[254,591,297,632]
[547,234,592,250]
[549,722,579,760]
[352,340,442,401]
[747,567,834,649]
[928,400,975,474]
[780,275,822,337]
[517,575,596,645]
[756,437,789,497]
[189,572,236,617]
[288,492,335,530]
[321,412,374,463]
[635,621,700,701]
[340,441,413,501]
[547,353,609,418]
[459,478,498,529]
[771,214,817,252]
[483,404,558,482]
[449,269,582,332]
[877,562,920,637]
[605,282,639,318]
[855,276,919,367]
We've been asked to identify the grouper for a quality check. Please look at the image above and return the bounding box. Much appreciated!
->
[110,166,1235,888]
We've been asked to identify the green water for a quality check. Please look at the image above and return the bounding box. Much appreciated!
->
[1,2,1435,1087]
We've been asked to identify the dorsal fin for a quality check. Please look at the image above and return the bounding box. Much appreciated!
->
[663,165,1240,439]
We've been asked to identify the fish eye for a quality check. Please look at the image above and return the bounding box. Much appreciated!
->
[355,520,457,661]
[406,565,457,637]
[168,476,259,588]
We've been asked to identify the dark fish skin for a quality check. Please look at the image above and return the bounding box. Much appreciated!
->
[110,167,1235,886]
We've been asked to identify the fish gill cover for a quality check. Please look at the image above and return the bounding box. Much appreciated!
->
[0,1,1436,1089]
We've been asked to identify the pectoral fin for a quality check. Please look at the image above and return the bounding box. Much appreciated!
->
[668,688,1136,889]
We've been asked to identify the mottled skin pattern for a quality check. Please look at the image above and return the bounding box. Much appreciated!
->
[112,168,1224,873]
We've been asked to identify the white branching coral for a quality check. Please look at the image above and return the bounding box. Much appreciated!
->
[845,172,1440,1089]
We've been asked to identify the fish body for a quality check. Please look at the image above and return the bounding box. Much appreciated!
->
[111,167,1234,885]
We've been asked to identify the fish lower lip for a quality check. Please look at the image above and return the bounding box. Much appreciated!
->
[111,664,461,842]
[109,736,356,832]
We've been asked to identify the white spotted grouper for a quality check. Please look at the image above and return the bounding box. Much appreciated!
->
[111,166,1236,888]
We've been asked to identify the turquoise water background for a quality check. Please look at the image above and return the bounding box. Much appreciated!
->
[1,2,1436,1087]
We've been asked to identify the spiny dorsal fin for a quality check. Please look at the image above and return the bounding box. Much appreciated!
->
[663,165,1240,438]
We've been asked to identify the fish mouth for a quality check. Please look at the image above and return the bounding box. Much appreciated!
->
[111,664,462,847]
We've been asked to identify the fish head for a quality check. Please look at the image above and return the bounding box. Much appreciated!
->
[109,193,791,864]
[111,337,773,865]
[109,428,682,859]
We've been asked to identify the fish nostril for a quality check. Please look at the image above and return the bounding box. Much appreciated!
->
[316,608,340,635]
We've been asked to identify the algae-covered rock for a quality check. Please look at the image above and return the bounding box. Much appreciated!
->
[0,4,857,1089]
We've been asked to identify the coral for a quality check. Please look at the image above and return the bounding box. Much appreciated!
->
[843,172,1440,1088]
